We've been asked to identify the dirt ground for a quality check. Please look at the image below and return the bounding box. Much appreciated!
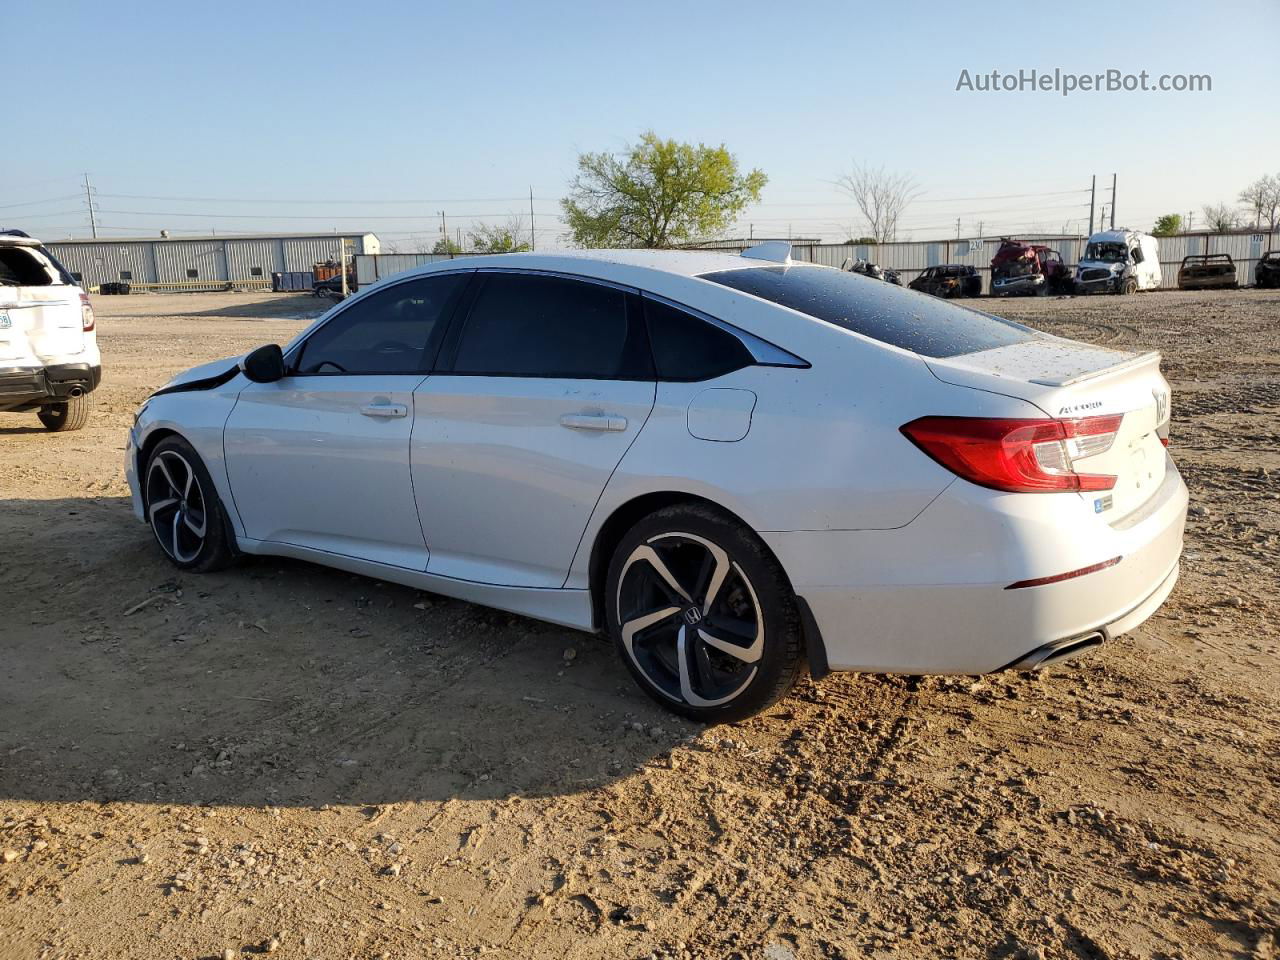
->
[1,288,1277,960]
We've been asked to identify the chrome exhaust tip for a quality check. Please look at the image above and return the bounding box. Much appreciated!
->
[1004,631,1105,671]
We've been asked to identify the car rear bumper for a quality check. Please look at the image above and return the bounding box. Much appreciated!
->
[0,362,101,411]
[762,458,1187,674]
[1178,275,1236,290]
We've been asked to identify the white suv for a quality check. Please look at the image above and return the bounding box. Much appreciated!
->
[0,231,100,431]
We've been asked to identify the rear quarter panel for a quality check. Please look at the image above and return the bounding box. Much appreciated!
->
[565,297,1050,590]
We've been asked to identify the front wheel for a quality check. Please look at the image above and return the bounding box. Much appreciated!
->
[1121,278,1138,295]
[144,436,237,572]
[606,504,805,723]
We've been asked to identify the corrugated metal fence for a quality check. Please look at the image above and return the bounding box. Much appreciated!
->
[47,235,375,291]
[355,231,1280,294]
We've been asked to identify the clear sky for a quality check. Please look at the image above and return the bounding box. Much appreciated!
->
[6,0,1278,247]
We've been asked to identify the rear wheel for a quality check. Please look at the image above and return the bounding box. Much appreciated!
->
[144,436,237,572]
[37,393,92,432]
[605,504,804,723]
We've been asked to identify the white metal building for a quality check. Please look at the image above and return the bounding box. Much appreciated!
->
[46,232,380,290]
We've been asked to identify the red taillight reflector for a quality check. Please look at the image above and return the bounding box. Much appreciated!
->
[79,292,95,332]
[1005,556,1122,590]
[900,414,1122,493]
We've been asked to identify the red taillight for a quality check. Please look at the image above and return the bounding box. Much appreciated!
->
[79,292,95,332]
[900,414,1122,493]
[1005,556,1122,589]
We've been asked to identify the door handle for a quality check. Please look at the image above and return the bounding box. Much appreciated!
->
[559,413,628,432]
[361,402,408,418]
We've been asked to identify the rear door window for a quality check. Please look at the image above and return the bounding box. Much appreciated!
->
[449,273,652,379]
[701,265,1035,358]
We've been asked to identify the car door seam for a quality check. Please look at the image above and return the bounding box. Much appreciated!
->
[559,379,659,590]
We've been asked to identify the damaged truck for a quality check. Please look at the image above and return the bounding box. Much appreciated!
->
[990,238,1074,297]
[1075,229,1162,295]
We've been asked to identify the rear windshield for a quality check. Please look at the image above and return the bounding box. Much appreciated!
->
[0,246,64,286]
[700,265,1035,358]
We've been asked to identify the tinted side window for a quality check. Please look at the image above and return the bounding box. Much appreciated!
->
[296,273,466,374]
[644,298,754,381]
[451,274,651,379]
[701,266,1035,359]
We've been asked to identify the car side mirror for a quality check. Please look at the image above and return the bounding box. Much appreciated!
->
[241,344,285,383]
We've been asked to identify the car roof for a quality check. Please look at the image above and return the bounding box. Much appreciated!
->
[400,248,787,284]
[0,233,42,247]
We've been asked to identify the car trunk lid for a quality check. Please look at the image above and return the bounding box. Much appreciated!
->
[926,338,1171,521]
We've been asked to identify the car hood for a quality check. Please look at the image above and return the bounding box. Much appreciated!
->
[160,355,243,390]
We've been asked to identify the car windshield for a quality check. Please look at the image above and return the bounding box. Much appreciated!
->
[1085,242,1128,262]
[700,265,1036,358]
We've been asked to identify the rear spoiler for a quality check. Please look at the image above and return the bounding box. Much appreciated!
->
[1029,350,1161,387]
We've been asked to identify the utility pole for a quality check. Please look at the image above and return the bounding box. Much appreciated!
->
[439,211,449,257]
[83,173,98,239]
[1088,175,1096,236]
[977,220,984,240]
[338,237,348,300]
[1110,173,1117,229]
[529,186,536,252]
[955,217,961,239]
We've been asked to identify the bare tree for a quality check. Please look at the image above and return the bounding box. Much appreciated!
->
[1201,202,1239,233]
[1258,173,1280,232]
[834,162,920,243]
[1237,176,1276,229]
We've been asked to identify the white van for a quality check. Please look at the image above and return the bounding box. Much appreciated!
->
[0,232,100,430]
[1075,229,1162,295]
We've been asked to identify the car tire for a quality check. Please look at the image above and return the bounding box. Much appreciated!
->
[605,503,805,723]
[37,393,92,432]
[1121,278,1137,295]
[144,436,237,573]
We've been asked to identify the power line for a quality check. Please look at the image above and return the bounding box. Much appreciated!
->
[748,187,1089,208]
[93,208,565,221]
[0,194,82,210]
[97,191,537,205]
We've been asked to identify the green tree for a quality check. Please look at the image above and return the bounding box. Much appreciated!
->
[431,237,463,255]
[1152,213,1183,237]
[561,132,767,248]
[469,218,531,253]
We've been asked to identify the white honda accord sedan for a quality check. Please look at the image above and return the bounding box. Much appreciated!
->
[126,244,1187,721]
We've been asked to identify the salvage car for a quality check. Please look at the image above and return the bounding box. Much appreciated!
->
[991,239,1074,297]
[0,231,100,431]
[313,274,355,299]
[126,244,1187,721]
[1177,253,1238,291]
[842,258,901,285]
[908,264,982,298]
[1076,229,1162,294]
[1256,250,1280,288]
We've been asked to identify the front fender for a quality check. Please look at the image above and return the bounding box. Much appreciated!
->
[127,384,246,536]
